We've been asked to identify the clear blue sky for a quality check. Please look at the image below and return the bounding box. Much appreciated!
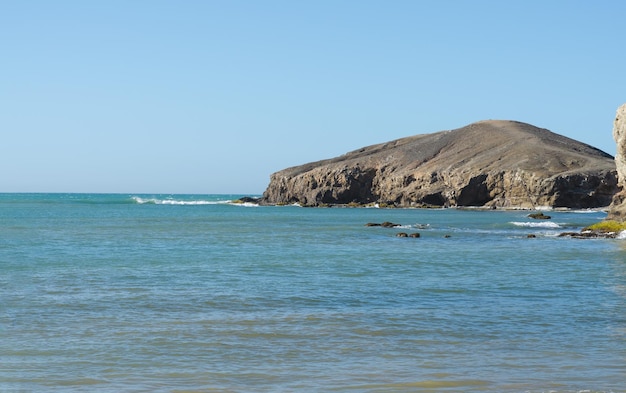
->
[2,1,625,194]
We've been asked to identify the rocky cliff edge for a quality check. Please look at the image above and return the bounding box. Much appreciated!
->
[607,104,626,220]
[261,120,617,209]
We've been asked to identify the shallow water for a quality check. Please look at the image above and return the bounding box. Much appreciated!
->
[1,194,625,392]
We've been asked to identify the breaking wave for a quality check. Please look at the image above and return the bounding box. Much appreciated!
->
[131,196,258,207]
[567,209,607,214]
[510,221,562,229]
[132,196,222,205]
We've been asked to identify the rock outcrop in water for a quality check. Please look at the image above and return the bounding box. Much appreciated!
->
[261,120,618,208]
[607,104,626,221]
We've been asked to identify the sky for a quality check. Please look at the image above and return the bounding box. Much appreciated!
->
[2,1,625,194]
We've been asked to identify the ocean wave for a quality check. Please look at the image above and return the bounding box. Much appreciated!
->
[131,196,227,206]
[228,201,259,207]
[510,221,562,229]
[130,196,260,207]
[567,209,607,214]
[617,231,626,240]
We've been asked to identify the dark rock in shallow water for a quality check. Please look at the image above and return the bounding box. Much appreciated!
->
[528,212,551,220]
[234,196,260,204]
[366,222,401,228]
[395,232,420,238]
[381,221,401,228]
[558,231,618,239]
[261,120,617,208]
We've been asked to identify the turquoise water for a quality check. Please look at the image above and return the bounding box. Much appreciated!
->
[1,193,625,392]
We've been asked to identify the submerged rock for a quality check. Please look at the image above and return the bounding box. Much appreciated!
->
[262,120,617,208]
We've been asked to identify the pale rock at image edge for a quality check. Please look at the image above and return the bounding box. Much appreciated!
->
[607,103,626,221]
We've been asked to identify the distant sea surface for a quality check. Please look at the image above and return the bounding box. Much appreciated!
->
[2,193,626,392]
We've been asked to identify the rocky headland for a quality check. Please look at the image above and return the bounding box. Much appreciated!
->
[563,103,626,238]
[261,120,617,209]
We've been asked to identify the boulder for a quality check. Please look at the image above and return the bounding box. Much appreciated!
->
[365,221,400,228]
[528,212,551,220]
[365,222,401,228]
[381,221,401,228]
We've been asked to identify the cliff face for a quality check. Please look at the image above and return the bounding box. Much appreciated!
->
[607,104,626,220]
[262,120,618,208]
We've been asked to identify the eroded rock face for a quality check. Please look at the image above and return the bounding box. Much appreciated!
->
[262,120,618,208]
[607,104,626,220]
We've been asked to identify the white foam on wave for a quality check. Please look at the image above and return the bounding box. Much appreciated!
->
[131,196,260,207]
[228,202,259,208]
[617,231,626,240]
[393,224,430,230]
[511,221,561,229]
[131,196,228,205]
[160,200,220,205]
[131,196,156,204]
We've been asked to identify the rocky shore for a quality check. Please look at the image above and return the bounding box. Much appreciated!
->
[568,103,626,239]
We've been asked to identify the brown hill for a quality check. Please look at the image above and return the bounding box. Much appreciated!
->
[261,120,618,208]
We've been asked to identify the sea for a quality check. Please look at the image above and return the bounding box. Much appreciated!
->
[1,193,625,393]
